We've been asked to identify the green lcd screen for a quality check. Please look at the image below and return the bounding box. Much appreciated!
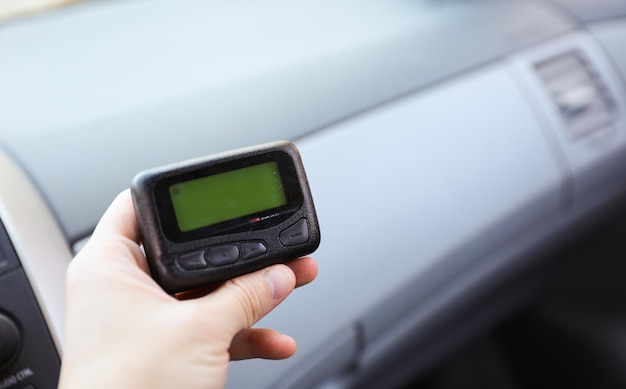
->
[169,161,288,232]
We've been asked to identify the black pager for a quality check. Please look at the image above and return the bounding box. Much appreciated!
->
[131,141,320,294]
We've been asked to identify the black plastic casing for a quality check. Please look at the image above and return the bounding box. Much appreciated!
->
[131,141,320,294]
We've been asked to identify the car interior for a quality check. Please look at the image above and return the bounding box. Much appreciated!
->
[1,0,626,388]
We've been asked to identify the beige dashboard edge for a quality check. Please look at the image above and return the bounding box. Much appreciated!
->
[0,147,72,354]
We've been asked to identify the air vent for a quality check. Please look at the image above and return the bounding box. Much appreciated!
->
[535,51,617,140]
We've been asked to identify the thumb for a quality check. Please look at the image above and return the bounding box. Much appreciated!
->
[204,264,296,334]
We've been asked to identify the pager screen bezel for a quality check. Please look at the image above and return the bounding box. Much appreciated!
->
[153,150,304,243]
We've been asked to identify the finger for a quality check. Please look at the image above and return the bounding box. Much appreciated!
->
[176,257,318,300]
[229,328,296,361]
[175,283,221,300]
[203,264,296,334]
[285,257,319,288]
[81,189,150,273]
[92,189,141,244]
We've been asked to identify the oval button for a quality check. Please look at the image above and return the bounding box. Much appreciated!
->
[240,242,267,260]
[177,251,208,270]
[206,245,240,266]
[280,219,309,246]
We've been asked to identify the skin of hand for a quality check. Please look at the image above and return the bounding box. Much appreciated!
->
[58,190,318,389]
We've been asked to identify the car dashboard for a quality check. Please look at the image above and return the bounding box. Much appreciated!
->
[1,0,626,388]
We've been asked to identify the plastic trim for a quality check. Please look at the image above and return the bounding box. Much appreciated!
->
[0,146,72,354]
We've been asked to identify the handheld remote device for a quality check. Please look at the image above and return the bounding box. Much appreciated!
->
[131,141,320,294]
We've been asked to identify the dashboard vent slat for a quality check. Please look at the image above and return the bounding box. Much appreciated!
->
[535,52,616,140]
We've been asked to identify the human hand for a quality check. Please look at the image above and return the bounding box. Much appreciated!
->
[59,190,318,389]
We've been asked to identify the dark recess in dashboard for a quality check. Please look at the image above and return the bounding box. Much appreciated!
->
[0,220,60,389]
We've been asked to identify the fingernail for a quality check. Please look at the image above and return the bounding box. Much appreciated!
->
[265,265,293,300]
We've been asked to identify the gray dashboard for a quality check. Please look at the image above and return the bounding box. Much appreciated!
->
[0,0,576,241]
[0,1,625,388]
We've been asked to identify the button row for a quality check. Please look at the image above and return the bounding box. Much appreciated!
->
[176,218,310,271]
[177,241,268,270]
